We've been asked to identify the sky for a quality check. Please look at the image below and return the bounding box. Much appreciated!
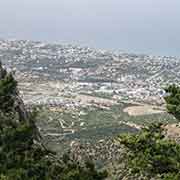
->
[0,0,180,56]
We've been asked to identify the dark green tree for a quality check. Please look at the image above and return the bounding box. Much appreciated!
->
[0,72,17,113]
[164,84,180,120]
[118,124,180,179]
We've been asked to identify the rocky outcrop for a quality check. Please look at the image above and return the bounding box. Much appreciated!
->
[0,62,28,122]
[0,62,41,141]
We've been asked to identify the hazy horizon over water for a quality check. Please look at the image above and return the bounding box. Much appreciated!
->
[0,0,180,57]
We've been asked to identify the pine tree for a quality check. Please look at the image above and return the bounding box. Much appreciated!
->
[164,84,180,120]
[0,71,17,113]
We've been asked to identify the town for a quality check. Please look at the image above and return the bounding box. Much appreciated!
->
[0,39,179,108]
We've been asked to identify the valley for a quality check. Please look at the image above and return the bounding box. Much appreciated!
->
[0,39,179,153]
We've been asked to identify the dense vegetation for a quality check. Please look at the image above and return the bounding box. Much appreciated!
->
[0,63,107,180]
[118,124,180,179]
[164,84,180,120]
[0,63,17,113]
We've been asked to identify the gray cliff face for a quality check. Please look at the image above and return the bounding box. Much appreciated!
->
[0,62,28,122]
[0,62,42,141]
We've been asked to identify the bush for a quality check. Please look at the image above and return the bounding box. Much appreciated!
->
[118,124,180,179]
[164,84,180,120]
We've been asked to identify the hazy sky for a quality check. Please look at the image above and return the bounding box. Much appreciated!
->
[0,0,180,56]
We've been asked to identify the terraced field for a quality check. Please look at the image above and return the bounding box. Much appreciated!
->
[36,103,177,153]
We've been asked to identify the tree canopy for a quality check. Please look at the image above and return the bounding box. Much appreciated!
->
[118,124,180,179]
[164,84,180,120]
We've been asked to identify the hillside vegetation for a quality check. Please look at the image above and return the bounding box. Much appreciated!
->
[116,124,180,179]
[164,84,180,120]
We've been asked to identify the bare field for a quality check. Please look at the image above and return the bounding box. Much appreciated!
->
[75,94,117,106]
[164,123,180,142]
[123,105,165,116]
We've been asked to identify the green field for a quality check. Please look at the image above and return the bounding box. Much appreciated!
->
[36,103,177,153]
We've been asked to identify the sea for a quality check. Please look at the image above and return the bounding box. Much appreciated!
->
[0,0,180,57]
